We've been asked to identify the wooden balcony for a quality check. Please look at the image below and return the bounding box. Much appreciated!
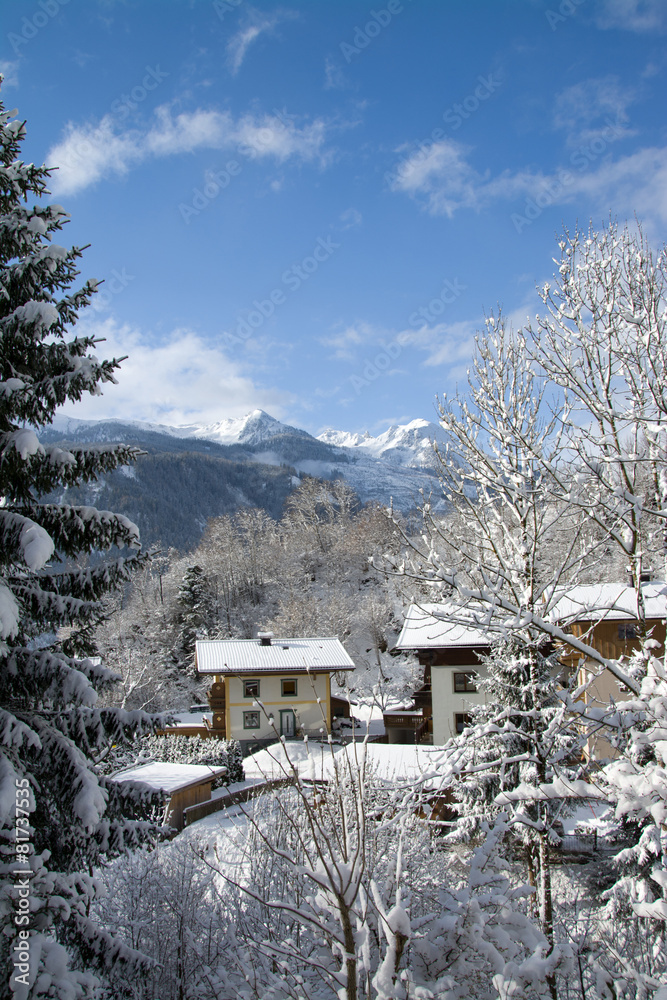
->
[412,683,432,711]
[207,681,226,737]
[383,709,431,744]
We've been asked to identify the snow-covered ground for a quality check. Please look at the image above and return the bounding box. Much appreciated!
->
[178,802,249,855]
[336,699,386,738]
[242,740,346,781]
[561,800,614,836]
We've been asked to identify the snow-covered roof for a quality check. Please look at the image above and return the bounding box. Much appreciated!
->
[170,711,213,726]
[111,762,226,794]
[195,637,355,675]
[395,603,491,650]
[550,581,667,623]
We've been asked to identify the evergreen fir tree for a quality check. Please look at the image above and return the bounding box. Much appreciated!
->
[174,563,214,667]
[449,639,580,889]
[0,95,158,996]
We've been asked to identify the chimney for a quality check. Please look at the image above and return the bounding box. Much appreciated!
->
[258,631,273,646]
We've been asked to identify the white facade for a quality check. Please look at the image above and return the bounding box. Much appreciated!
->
[430,661,488,744]
[396,603,491,747]
[196,636,355,744]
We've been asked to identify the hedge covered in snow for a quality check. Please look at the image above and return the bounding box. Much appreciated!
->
[139,734,244,786]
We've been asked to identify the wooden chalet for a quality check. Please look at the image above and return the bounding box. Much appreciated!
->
[551,580,667,757]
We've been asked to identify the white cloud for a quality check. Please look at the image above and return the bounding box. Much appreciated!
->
[48,117,142,195]
[595,0,667,32]
[390,140,480,216]
[339,207,362,230]
[396,320,478,368]
[324,57,348,91]
[553,76,636,145]
[390,136,667,225]
[144,105,234,156]
[227,9,298,75]
[47,104,330,195]
[0,60,19,89]
[234,112,327,162]
[321,321,388,362]
[59,317,293,425]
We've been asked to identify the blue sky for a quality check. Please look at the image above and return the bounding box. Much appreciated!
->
[2,0,666,435]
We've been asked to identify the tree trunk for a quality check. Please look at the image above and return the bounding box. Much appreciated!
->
[339,898,357,1000]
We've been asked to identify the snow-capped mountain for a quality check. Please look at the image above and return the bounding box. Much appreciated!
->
[317,418,445,469]
[156,409,310,447]
[49,408,305,447]
[43,410,447,549]
[51,409,444,471]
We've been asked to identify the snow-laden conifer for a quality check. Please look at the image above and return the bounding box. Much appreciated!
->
[0,94,158,996]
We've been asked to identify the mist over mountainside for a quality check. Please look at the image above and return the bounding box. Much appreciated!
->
[41,410,445,550]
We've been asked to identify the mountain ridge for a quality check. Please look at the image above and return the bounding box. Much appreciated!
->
[42,410,446,550]
[50,409,445,468]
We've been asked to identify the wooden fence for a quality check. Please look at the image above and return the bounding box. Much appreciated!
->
[182,779,289,827]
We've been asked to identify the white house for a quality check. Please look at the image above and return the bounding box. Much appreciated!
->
[393,603,491,745]
[196,634,355,749]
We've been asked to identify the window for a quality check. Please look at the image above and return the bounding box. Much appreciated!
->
[618,623,637,641]
[243,679,260,698]
[243,711,260,729]
[455,713,472,734]
[453,671,477,693]
[281,678,298,697]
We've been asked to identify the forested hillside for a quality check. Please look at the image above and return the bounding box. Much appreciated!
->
[95,477,423,713]
[38,414,443,549]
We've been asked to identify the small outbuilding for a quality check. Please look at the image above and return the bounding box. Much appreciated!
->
[112,762,228,832]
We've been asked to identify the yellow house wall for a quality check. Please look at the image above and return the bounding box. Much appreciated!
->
[226,673,331,741]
